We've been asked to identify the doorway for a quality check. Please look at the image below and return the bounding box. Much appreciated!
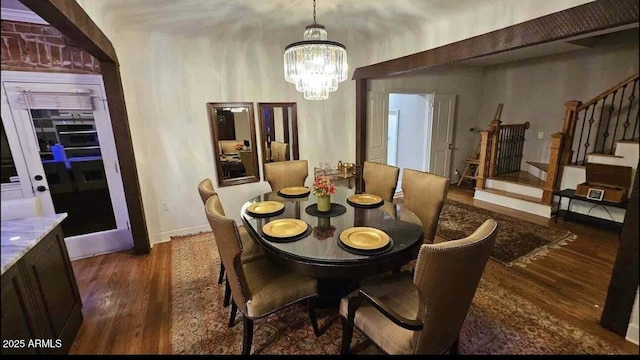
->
[366,91,456,193]
[1,71,133,259]
[387,93,433,191]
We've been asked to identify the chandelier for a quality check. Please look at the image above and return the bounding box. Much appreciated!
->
[284,0,348,100]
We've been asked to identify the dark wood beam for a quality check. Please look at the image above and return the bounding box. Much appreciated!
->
[352,0,639,80]
[18,0,118,63]
[100,62,150,255]
[601,162,639,335]
[355,79,367,193]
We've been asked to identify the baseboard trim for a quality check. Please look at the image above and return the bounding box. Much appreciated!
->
[151,224,211,246]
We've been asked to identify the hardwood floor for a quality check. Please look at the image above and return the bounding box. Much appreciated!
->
[68,185,639,354]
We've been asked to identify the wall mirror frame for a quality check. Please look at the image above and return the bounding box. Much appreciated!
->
[207,102,260,187]
[257,102,299,176]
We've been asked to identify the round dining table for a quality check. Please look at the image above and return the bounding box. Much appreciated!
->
[240,187,424,280]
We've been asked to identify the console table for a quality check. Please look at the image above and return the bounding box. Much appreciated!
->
[553,189,628,230]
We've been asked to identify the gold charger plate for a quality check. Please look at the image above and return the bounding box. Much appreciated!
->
[247,201,285,215]
[348,193,383,206]
[263,219,308,238]
[340,227,390,250]
[279,186,310,196]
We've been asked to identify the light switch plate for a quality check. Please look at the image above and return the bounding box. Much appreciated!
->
[538,131,544,139]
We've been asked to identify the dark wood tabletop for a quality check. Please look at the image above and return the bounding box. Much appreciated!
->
[241,187,424,279]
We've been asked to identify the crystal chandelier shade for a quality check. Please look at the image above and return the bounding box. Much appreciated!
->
[284,1,348,100]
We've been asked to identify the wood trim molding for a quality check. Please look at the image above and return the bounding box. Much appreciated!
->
[601,162,639,336]
[354,79,367,193]
[0,8,49,25]
[352,0,639,80]
[18,0,150,254]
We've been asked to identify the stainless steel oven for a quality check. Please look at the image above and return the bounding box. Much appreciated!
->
[57,123,99,148]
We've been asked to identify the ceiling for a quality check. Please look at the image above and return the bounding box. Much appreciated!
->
[3,0,637,69]
[2,0,486,40]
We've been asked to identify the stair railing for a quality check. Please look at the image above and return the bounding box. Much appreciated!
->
[567,73,639,166]
[493,122,530,176]
[475,104,531,188]
[541,72,639,205]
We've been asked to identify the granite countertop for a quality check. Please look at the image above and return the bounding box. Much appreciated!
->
[1,214,67,275]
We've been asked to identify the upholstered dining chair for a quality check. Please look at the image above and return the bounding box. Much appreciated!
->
[270,141,289,162]
[205,194,322,355]
[339,219,498,355]
[198,178,263,307]
[264,160,308,192]
[219,139,243,155]
[239,151,256,177]
[363,161,400,202]
[401,168,449,243]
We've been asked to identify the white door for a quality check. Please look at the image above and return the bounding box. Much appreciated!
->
[366,91,388,164]
[1,72,133,259]
[429,94,456,179]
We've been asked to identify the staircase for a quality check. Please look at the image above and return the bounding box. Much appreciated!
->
[473,73,639,219]
[475,171,553,217]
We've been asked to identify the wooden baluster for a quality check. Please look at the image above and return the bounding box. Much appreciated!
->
[542,132,565,204]
[622,79,638,140]
[610,85,627,154]
[488,119,501,177]
[475,130,490,190]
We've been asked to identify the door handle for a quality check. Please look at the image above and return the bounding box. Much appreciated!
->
[36,185,48,192]
[448,144,453,150]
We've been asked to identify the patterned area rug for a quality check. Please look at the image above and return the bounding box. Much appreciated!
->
[431,199,575,267]
[171,232,623,355]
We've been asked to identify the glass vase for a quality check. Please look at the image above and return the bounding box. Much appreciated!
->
[317,195,331,212]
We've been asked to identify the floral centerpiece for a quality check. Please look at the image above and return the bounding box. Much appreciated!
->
[312,176,336,212]
[234,143,244,151]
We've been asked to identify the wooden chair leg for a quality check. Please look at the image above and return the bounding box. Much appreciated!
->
[308,297,321,337]
[218,263,225,284]
[228,301,237,328]
[223,279,231,307]
[340,317,353,355]
[242,316,254,356]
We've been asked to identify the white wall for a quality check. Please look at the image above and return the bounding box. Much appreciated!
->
[274,108,284,144]
[372,66,485,182]
[389,93,430,181]
[75,2,371,244]
[478,39,639,165]
[75,0,598,244]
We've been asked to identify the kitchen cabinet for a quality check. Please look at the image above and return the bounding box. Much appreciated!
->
[1,216,82,354]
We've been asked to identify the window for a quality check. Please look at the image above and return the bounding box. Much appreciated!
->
[1,118,19,184]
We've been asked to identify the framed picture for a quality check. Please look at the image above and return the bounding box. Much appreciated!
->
[587,188,605,201]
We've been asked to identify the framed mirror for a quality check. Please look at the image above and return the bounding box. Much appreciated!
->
[207,102,260,187]
[258,102,299,174]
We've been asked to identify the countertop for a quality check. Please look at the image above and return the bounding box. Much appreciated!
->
[1,213,68,275]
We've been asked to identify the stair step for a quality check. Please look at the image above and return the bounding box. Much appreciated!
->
[474,189,554,218]
[479,188,547,204]
[527,161,548,172]
[491,171,545,189]
[587,152,624,158]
